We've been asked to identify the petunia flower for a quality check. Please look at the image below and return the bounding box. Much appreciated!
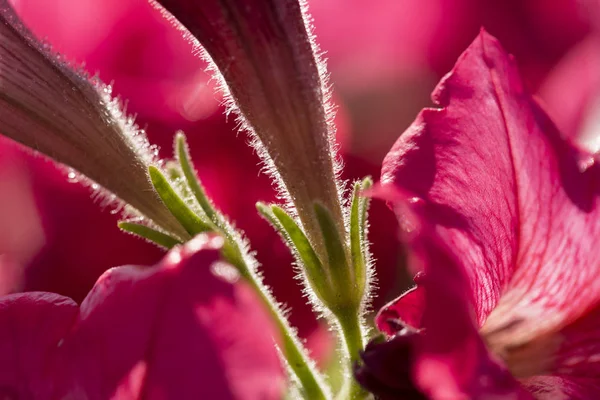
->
[356,30,600,399]
[0,234,285,399]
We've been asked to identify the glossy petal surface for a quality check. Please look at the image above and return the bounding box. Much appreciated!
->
[0,292,77,399]
[370,191,529,399]
[0,235,284,399]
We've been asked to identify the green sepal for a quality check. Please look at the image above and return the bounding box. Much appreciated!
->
[165,161,183,181]
[256,202,281,231]
[164,161,195,204]
[349,176,373,300]
[148,165,212,235]
[314,202,354,308]
[118,221,182,249]
[175,132,217,222]
[359,177,373,241]
[257,202,332,303]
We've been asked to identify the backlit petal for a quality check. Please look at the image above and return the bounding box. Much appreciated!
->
[57,234,285,399]
[380,31,600,351]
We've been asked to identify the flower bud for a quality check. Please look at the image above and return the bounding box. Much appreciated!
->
[0,2,187,239]
[152,0,344,257]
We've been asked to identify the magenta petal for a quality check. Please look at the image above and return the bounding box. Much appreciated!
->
[377,286,425,334]
[374,192,527,399]
[0,292,77,399]
[55,234,285,399]
[544,304,600,378]
[413,224,528,399]
[523,376,600,399]
[380,30,600,345]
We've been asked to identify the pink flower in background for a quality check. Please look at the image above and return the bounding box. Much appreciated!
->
[310,0,592,165]
[0,141,44,294]
[539,0,600,154]
[357,31,600,399]
[0,234,284,399]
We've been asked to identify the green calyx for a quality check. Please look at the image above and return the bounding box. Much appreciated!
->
[349,176,373,307]
[257,202,333,304]
[121,133,250,276]
[118,221,182,249]
[259,176,373,314]
[259,177,373,399]
[148,165,213,236]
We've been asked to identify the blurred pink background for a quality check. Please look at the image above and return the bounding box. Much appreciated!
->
[1,0,598,363]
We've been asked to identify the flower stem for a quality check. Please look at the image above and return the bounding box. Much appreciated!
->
[252,280,330,400]
[223,240,330,400]
[336,308,367,400]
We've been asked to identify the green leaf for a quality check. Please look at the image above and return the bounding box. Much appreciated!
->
[118,221,182,249]
[148,165,212,235]
[175,132,217,222]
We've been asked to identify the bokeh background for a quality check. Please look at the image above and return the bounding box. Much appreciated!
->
[1,0,599,365]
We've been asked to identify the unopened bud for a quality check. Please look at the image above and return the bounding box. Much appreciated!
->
[0,2,187,239]
[152,0,344,257]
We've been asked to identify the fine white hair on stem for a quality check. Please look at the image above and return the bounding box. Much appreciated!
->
[298,0,346,204]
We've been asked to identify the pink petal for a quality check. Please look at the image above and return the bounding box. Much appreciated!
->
[379,30,600,349]
[377,286,425,334]
[376,193,528,399]
[523,376,600,399]
[543,304,600,378]
[0,235,284,399]
[56,234,285,399]
[0,292,78,399]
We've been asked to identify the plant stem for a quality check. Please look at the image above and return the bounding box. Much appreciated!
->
[251,280,330,400]
[336,308,367,400]
[224,240,330,400]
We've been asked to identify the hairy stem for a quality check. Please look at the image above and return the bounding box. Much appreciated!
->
[223,239,330,400]
[336,308,367,400]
